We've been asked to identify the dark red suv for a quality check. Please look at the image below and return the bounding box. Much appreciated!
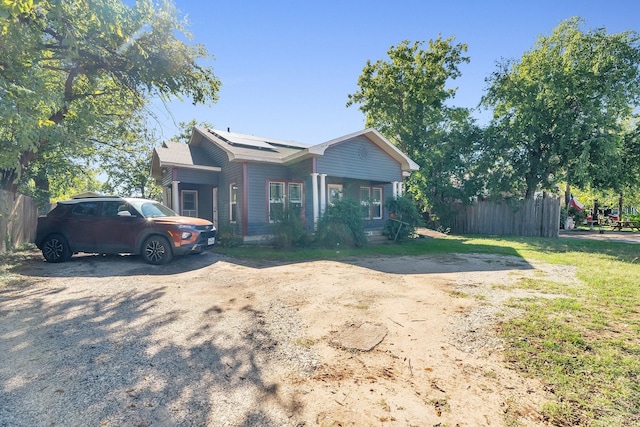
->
[35,197,216,264]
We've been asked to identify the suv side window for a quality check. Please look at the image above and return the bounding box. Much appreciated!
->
[71,202,99,217]
[102,201,132,217]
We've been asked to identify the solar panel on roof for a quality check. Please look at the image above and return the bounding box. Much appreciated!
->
[208,129,277,151]
[229,136,278,151]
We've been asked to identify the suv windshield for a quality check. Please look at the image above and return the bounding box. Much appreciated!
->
[129,200,178,218]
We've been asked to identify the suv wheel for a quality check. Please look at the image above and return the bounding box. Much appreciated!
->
[142,236,173,265]
[42,234,71,263]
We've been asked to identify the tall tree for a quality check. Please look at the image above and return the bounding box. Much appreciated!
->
[347,38,480,217]
[0,0,220,193]
[481,18,640,199]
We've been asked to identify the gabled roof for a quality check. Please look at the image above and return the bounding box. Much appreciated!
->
[151,140,222,179]
[193,127,419,173]
[152,127,419,178]
[193,127,308,164]
[284,128,420,173]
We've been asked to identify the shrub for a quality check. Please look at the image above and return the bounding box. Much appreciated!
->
[315,197,367,248]
[269,203,309,250]
[384,195,422,243]
[215,222,244,248]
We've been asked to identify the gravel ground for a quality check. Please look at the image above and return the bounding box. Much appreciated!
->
[0,253,318,427]
[0,249,566,426]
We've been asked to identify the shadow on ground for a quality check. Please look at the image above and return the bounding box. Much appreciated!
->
[9,249,223,279]
[0,281,297,426]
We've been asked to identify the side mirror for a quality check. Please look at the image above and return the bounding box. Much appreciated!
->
[117,210,132,217]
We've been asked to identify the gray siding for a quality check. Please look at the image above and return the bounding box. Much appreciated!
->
[176,169,218,186]
[316,136,402,182]
[161,167,174,187]
[219,162,243,225]
[246,163,290,235]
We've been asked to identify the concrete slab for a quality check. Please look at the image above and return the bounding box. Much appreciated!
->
[331,322,388,351]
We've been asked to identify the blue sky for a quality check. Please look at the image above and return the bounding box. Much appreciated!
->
[150,0,639,145]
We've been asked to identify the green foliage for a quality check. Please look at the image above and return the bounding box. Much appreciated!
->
[98,113,162,200]
[481,18,640,199]
[0,0,220,195]
[173,119,215,143]
[347,38,483,216]
[383,195,422,242]
[315,198,367,249]
[269,203,310,250]
[215,222,243,248]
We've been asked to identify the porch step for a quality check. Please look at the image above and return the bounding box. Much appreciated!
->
[366,229,390,244]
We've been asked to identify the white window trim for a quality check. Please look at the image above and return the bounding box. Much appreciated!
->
[288,182,303,204]
[327,184,343,206]
[181,190,198,217]
[269,181,285,223]
[360,187,371,219]
[359,186,383,220]
[372,187,383,220]
[229,183,238,223]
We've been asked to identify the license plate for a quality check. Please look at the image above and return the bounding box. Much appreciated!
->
[207,237,215,245]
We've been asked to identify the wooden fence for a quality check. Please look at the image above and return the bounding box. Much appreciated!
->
[449,197,560,238]
[0,190,39,253]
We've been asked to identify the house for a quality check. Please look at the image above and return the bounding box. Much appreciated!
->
[151,127,419,241]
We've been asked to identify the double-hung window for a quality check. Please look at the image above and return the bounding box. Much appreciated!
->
[360,186,383,219]
[181,190,198,217]
[268,181,303,222]
[269,182,285,222]
[288,183,303,215]
[360,187,371,219]
[229,184,238,223]
[371,187,382,219]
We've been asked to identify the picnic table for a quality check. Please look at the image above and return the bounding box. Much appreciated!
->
[610,220,640,231]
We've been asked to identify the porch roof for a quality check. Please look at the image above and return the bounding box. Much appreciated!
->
[151,141,222,181]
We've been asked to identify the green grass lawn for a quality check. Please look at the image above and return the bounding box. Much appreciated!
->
[216,235,640,426]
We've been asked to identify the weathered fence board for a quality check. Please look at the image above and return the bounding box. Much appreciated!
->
[0,190,38,253]
[450,197,560,238]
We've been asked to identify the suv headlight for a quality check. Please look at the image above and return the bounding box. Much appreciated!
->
[177,224,195,240]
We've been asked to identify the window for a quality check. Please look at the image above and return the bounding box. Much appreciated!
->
[269,182,285,222]
[268,181,304,222]
[289,183,302,215]
[181,190,198,217]
[71,202,98,217]
[372,187,382,219]
[359,186,383,220]
[230,183,238,223]
[327,184,343,205]
[360,187,371,219]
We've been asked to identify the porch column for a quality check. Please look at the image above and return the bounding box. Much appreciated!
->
[397,181,403,197]
[392,181,399,199]
[172,180,180,214]
[311,173,319,228]
[320,174,327,215]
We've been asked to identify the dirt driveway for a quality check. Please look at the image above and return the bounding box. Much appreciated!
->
[0,248,565,426]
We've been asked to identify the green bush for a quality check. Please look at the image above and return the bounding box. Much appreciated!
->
[269,203,309,250]
[315,197,367,248]
[215,222,244,248]
[384,195,422,243]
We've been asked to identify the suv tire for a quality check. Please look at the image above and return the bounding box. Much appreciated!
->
[142,235,173,265]
[42,234,71,263]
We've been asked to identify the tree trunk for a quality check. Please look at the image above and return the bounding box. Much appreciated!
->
[619,192,624,221]
[564,182,571,207]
